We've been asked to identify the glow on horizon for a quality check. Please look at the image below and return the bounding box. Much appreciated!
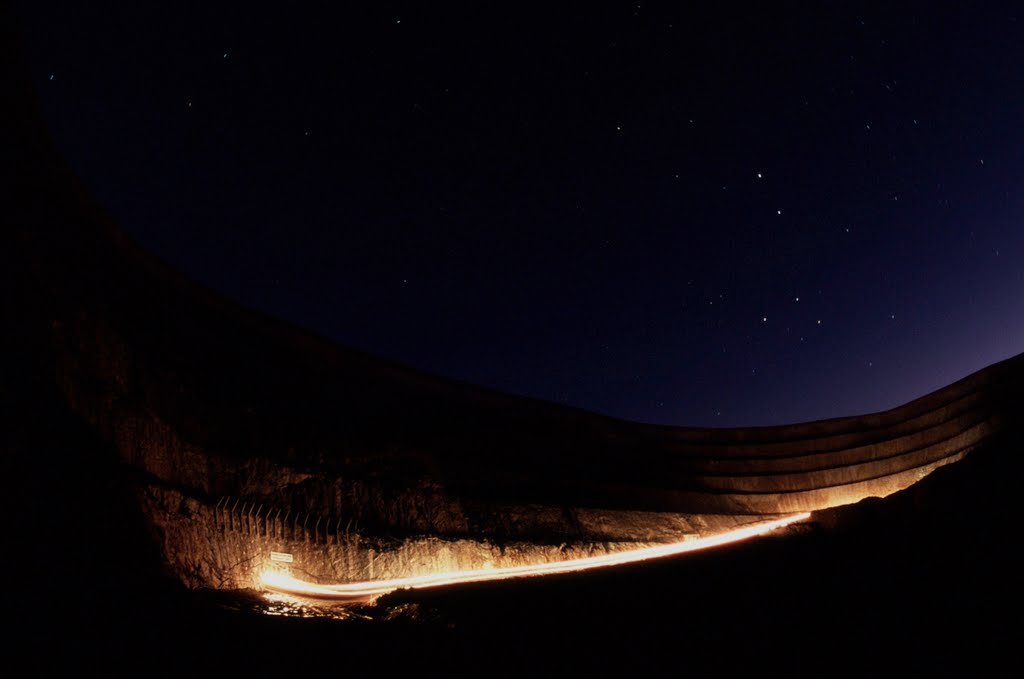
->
[260,512,811,601]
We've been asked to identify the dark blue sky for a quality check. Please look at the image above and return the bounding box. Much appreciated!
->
[16,2,1024,426]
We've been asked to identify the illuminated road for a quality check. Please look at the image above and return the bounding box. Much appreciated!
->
[260,512,811,601]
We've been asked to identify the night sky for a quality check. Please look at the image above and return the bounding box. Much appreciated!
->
[15,2,1024,427]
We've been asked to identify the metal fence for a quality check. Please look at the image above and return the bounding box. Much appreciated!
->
[213,496,357,545]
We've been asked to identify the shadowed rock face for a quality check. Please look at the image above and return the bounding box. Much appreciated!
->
[4,17,1022,592]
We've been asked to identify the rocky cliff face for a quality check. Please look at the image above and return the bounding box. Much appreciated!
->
[81,363,791,590]
[137,484,748,590]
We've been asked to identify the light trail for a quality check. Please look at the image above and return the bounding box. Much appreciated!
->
[260,512,811,601]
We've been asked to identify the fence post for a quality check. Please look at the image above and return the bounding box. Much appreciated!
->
[214,497,225,530]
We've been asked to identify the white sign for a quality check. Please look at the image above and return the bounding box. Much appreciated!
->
[270,551,294,563]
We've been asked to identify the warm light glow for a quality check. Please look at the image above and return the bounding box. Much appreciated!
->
[260,512,810,601]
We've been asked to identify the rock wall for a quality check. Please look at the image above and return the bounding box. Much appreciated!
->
[136,485,765,590]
